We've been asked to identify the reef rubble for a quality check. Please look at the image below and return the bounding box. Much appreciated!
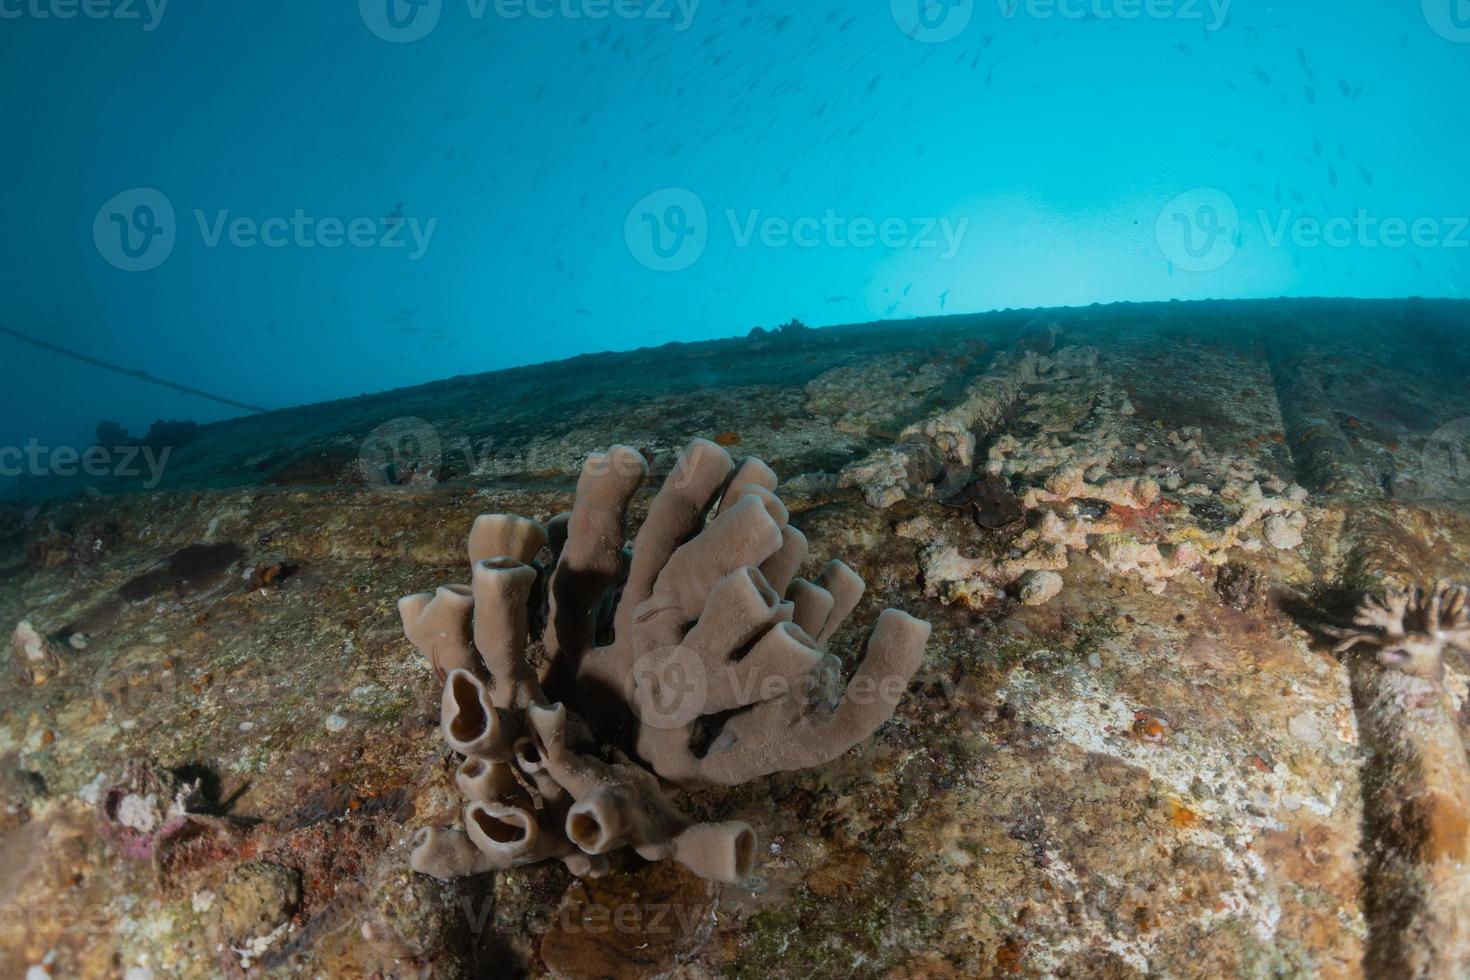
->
[3,298,1470,978]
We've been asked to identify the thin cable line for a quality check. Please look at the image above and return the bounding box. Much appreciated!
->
[0,325,270,414]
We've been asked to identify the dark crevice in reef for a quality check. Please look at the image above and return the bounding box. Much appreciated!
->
[116,542,247,602]
[1265,341,1374,496]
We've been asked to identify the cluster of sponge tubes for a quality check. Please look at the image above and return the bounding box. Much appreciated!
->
[400,439,932,884]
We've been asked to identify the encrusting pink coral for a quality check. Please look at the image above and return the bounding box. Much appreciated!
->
[399,439,931,885]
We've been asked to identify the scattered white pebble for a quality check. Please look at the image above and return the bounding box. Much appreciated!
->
[1264,514,1304,550]
[77,773,107,806]
[26,966,50,980]
[13,622,49,663]
[238,721,255,733]
[325,713,349,733]
[1018,570,1064,607]
[116,793,159,834]
[192,890,216,914]
[1288,712,1323,744]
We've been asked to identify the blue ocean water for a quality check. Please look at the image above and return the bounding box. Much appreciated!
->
[0,1,1466,460]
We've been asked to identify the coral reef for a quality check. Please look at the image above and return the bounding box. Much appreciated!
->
[898,345,1312,607]
[1329,582,1470,681]
[838,349,1041,507]
[400,439,931,884]
[95,759,209,864]
[8,300,1470,977]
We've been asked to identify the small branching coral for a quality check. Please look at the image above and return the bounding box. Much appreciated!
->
[400,439,932,884]
[1328,582,1470,681]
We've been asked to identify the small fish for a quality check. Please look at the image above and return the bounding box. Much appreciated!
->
[1175,42,1192,55]
[1312,137,1322,157]
[1358,164,1373,185]
[939,290,949,309]
[1304,86,1316,104]
[1253,69,1272,85]
[1328,164,1338,188]
[1338,78,1352,96]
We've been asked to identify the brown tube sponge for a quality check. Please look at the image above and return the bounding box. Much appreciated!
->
[440,669,517,761]
[404,438,930,884]
[398,586,477,682]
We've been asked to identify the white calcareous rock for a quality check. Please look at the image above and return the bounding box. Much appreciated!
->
[1018,570,1064,606]
[1263,513,1305,550]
